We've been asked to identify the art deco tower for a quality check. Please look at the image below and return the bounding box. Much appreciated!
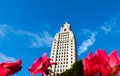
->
[50,21,77,74]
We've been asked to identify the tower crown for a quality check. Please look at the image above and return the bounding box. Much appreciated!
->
[60,21,71,32]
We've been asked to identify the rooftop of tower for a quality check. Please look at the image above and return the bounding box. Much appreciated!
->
[60,21,71,32]
[64,20,70,26]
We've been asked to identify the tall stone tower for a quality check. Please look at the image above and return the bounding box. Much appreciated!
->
[50,21,77,74]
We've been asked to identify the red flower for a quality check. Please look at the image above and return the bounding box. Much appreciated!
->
[84,49,111,76]
[109,50,120,68]
[0,59,22,76]
[109,50,120,75]
[28,53,57,75]
[84,49,120,76]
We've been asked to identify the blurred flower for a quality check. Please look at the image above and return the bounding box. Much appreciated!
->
[28,53,57,76]
[0,59,22,76]
[84,49,120,76]
[109,50,120,75]
[109,50,120,68]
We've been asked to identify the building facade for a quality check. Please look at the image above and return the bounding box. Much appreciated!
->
[50,21,77,74]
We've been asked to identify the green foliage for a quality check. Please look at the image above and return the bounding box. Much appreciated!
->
[57,60,84,76]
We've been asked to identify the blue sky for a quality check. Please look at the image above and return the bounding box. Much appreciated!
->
[0,0,120,76]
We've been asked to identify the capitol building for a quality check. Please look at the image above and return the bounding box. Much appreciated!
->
[50,21,77,74]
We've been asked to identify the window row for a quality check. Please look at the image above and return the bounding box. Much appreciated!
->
[56,52,69,54]
[53,39,73,44]
[52,51,73,55]
[58,43,69,46]
[56,61,69,64]
[59,36,69,39]
[55,65,68,68]
[56,58,68,60]
[54,69,66,72]
[57,46,69,49]
[57,49,69,52]
[56,55,68,58]
[56,58,73,61]
[59,33,69,36]
[58,41,69,43]
[59,32,69,35]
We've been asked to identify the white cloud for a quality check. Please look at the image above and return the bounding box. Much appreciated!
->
[0,30,5,36]
[0,24,53,48]
[16,30,53,48]
[78,13,120,55]
[0,53,16,62]
[14,30,53,48]
[100,25,112,34]
[78,32,96,55]
[100,21,116,34]
[100,15,117,34]
[0,24,12,41]
[42,31,54,47]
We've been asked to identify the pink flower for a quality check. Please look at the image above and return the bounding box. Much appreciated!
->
[84,49,111,76]
[109,50,120,75]
[0,59,22,76]
[109,50,120,68]
[84,49,120,76]
[28,53,57,75]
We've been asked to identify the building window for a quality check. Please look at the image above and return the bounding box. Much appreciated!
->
[52,59,53,61]
[52,56,54,58]
[53,53,54,55]
[60,69,62,72]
